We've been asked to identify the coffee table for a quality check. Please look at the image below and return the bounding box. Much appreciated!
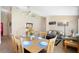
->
[63,37,79,53]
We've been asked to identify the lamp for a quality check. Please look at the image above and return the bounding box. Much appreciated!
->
[63,21,68,37]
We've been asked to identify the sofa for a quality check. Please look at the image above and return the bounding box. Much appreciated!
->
[46,30,63,46]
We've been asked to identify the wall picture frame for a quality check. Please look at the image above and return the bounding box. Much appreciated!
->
[49,21,56,25]
[57,22,69,26]
[57,22,64,26]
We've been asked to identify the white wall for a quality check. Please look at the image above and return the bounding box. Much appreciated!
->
[26,16,46,32]
[46,16,78,35]
[12,7,27,35]
[12,7,46,35]
[78,19,79,33]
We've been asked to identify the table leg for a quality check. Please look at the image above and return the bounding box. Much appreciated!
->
[64,44,67,52]
[77,48,79,53]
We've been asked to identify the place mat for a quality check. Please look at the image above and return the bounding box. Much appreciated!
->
[22,41,32,48]
[37,42,48,48]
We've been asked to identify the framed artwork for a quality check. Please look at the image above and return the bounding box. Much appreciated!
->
[57,22,69,26]
[57,22,63,26]
[49,21,56,25]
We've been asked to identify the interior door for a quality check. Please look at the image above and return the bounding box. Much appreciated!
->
[1,7,11,37]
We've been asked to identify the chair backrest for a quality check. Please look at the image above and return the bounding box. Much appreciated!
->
[12,35,24,53]
[47,36,57,53]
[11,35,18,52]
[40,32,47,38]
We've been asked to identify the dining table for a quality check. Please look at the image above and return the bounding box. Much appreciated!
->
[22,37,49,53]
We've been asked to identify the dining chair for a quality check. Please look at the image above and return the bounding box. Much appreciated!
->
[12,35,16,52]
[12,35,24,53]
[47,36,57,53]
[39,32,47,39]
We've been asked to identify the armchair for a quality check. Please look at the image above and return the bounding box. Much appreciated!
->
[46,30,63,46]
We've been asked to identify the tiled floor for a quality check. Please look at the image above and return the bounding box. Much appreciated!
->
[0,36,77,53]
[54,40,77,53]
[54,40,65,53]
[0,36,15,53]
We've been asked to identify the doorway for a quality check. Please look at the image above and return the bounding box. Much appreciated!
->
[1,6,12,38]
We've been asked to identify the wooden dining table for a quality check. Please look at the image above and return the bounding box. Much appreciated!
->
[23,39,49,53]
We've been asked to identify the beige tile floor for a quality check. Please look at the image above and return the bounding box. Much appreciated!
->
[0,36,15,53]
[54,40,65,53]
[0,36,77,53]
[54,40,77,53]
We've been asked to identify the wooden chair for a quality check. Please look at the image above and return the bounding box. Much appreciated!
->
[12,35,24,53]
[11,35,17,52]
[47,36,57,53]
[40,32,47,39]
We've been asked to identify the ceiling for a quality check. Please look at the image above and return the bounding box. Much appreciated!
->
[30,6,79,16]
[1,6,79,16]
